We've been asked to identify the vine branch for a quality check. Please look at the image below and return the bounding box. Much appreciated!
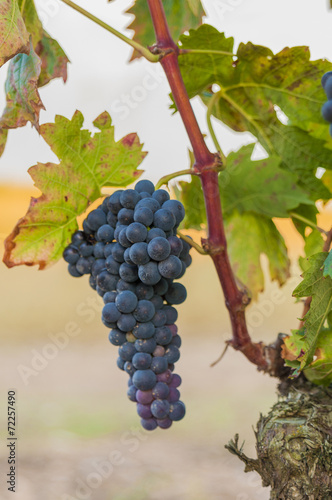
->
[147,0,268,371]
[59,0,159,63]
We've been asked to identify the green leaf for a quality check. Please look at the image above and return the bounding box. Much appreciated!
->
[323,249,332,278]
[0,0,30,68]
[292,252,332,368]
[283,328,332,386]
[36,31,69,87]
[3,111,146,269]
[0,42,44,132]
[290,203,318,238]
[177,26,332,201]
[224,211,290,300]
[126,0,205,60]
[219,144,313,218]
[18,0,43,47]
[299,230,325,272]
[176,174,206,230]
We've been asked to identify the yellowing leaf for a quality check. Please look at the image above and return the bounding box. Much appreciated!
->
[0,0,30,68]
[36,31,69,87]
[3,111,146,269]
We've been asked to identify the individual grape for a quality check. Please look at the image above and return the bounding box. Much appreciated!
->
[151,399,170,419]
[184,254,192,268]
[126,222,148,243]
[165,283,187,305]
[162,200,185,225]
[164,345,180,364]
[112,242,126,263]
[91,259,106,277]
[124,361,136,377]
[79,242,94,257]
[168,387,180,403]
[93,242,106,259]
[156,369,172,384]
[120,189,140,209]
[119,263,138,283]
[132,322,155,339]
[136,390,153,404]
[150,356,168,374]
[117,313,136,332]
[134,179,155,194]
[87,208,107,230]
[129,242,150,265]
[154,326,172,346]
[156,418,172,429]
[153,209,176,231]
[118,342,137,361]
[150,295,164,311]
[153,278,169,296]
[132,352,152,370]
[152,310,167,327]
[114,224,127,241]
[63,246,80,264]
[171,335,182,348]
[132,369,157,390]
[168,236,183,257]
[139,191,152,199]
[116,290,138,313]
[116,280,137,294]
[96,286,106,297]
[140,418,157,431]
[71,230,85,247]
[102,318,117,329]
[102,303,121,323]
[158,255,182,279]
[170,374,182,388]
[68,264,83,277]
[134,300,155,322]
[135,338,157,353]
[105,255,120,275]
[118,208,134,225]
[97,270,118,291]
[96,224,114,243]
[136,198,160,213]
[135,282,154,300]
[82,219,93,235]
[133,206,154,227]
[153,345,165,357]
[325,78,332,100]
[147,237,171,261]
[103,291,117,303]
[152,382,169,400]
[107,190,124,214]
[106,211,117,228]
[179,239,191,260]
[138,261,161,285]
[168,324,178,336]
[76,256,94,275]
[137,403,152,419]
[117,357,125,370]
[127,385,137,402]
[321,71,332,91]
[321,100,332,122]
[109,329,127,346]
[124,247,134,265]
[146,227,166,242]
[169,401,186,421]
[118,228,132,248]
[162,306,178,324]
[152,189,170,205]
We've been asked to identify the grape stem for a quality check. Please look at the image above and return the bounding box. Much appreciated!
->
[155,169,195,190]
[58,0,159,63]
[177,231,208,256]
[290,212,328,236]
[147,0,269,371]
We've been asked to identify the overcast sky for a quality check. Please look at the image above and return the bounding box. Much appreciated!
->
[0,0,331,185]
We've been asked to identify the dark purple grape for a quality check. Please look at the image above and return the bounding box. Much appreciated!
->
[120,189,140,209]
[87,209,107,230]
[107,190,124,214]
[165,283,187,304]
[102,303,121,323]
[152,189,170,205]
[154,326,172,346]
[68,264,83,277]
[119,263,138,283]
[152,382,169,400]
[150,356,168,374]
[135,179,155,194]
[148,237,171,261]
[119,342,137,361]
[129,242,150,265]
[138,261,161,285]
[137,403,153,419]
[134,206,154,227]
[140,418,157,431]
[168,387,180,403]
[96,224,114,243]
[165,345,180,364]
[146,227,166,242]
[168,236,183,257]
[127,385,137,402]
[158,255,182,279]
[109,329,127,346]
[132,369,157,390]
[63,246,80,264]
[162,200,185,225]
[136,390,153,405]
[117,313,136,332]
[153,209,176,231]
[135,338,157,353]
[135,283,154,300]
[157,418,172,429]
[132,352,152,370]
[118,208,134,225]
[126,222,148,243]
[151,399,170,419]
[116,290,138,313]
[132,322,155,339]
[169,401,186,421]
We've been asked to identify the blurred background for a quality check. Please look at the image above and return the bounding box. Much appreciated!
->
[0,1,332,499]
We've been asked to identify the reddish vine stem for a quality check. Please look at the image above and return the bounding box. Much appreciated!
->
[147,0,268,370]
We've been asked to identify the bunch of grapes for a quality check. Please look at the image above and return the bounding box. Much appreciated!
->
[321,71,332,137]
[63,179,192,430]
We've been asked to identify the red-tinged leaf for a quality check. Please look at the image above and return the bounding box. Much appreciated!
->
[0,0,30,68]
[0,129,8,156]
[3,110,146,269]
[0,42,44,133]
[36,31,70,87]
[18,0,43,47]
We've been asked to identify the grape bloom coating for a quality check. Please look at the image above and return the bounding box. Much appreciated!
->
[63,180,191,430]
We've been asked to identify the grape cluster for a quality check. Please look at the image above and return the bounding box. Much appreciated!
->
[321,71,332,137]
[63,179,191,430]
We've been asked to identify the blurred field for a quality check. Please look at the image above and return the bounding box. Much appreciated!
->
[0,185,331,500]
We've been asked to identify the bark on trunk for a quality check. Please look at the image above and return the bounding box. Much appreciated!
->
[226,381,332,499]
